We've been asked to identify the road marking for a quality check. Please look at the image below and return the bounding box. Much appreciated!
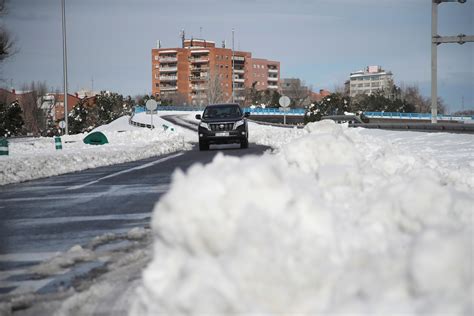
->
[2,184,170,203]
[3,212,151,227]
[67,152,184,190]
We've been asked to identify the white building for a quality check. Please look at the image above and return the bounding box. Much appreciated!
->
[348,65,394,98]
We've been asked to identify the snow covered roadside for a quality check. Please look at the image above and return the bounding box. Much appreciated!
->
[132,120,473,315]
[0,113,193,186]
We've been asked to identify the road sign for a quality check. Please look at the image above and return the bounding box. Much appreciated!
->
[59,121,66,129]
[279,96,290,108]
[146,99,157,129]
[145,99,158,111]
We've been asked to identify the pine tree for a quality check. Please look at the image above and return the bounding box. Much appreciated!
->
[304,93,350,124]
[0,100,24,137]
[68,99,89,134]
[95,91,125,125]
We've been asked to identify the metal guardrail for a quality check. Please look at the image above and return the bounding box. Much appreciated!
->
[352,122,474,134]
[364,111,474,121]
[133,106,473,121]
[133,106,306,115]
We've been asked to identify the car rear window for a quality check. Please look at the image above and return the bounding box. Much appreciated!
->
[203,106,242,119]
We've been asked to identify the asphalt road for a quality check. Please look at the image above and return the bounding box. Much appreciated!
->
[0,118,269,298]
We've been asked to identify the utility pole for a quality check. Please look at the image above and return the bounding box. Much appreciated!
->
[61,0,69,134]
[431,0,473,123]
[232,28,235,103]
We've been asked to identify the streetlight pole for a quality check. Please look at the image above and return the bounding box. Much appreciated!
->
[61,0,69,134]
[431,0,473,123]
[232,28,235,103]
[431,1,438,123]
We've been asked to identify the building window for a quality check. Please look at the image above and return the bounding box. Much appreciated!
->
[154,56,158,60]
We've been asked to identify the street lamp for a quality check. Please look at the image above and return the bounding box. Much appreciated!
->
[431,0,473,123]
[61,0,69,134]
[232,28,235,103]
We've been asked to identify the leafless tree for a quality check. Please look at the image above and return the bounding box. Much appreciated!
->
[169,92,188,106]
[282,79,311,108]
[206,72,225,105]
[19,81,50,134]
[400,83,446,114]
[0,0,15,64]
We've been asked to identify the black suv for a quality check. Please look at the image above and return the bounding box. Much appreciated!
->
[195,103,250,151]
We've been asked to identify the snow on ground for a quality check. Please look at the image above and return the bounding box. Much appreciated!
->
[132,120,473,315]
[0,113,194,186]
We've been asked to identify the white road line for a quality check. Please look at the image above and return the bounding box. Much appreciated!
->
[4,212,151,227]
[2,184,170,203]
[67,152,184,190]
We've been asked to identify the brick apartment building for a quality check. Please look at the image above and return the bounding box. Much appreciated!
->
[151,38,280,105]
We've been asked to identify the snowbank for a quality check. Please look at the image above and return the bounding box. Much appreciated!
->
[0,114,192,185]
[132,120,473,315]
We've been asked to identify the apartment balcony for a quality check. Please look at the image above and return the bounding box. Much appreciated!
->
[268,85,279,89]
[191,66,209,71]
[190,49,210,54]
[192,85,208,91]
[190,75,208,81]
[190,58,209,63]
[160,76,178,81]
[160,86,178,91]
[267,77,278,81]
[232,56,245,61]
[159,57,178,63]
[192,94,207,99]
[160,67,178,72]
[233,69,245,74]
[268,69,279,73]
[235,96,245,101]
[234,78,245,83]
[234,87,245,91]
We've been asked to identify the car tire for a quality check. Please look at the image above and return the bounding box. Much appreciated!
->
[199,141,209,151]
[240,138,249,149]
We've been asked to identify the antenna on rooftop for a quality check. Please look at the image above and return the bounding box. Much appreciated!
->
[180,29,185,48]
[156,40,161,49]
[199,26,202,39]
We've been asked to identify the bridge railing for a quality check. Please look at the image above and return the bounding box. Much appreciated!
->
[133,106,473,121]
[364,112,474,121]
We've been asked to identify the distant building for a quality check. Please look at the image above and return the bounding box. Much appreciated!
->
[151,38,280,105]
[348,65,394,98]
[310,89,331,103]
[52,93,81,121]
[280,78,311,107]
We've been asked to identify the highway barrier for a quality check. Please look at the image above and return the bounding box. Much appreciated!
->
[54,136,62,150]
[0,138,8,155]
[134,106,473,122]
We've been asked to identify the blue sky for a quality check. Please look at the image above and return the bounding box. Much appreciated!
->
[1,0,473,112]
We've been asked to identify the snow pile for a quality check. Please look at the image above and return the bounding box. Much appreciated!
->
[30,245,95,277]
[132,120,473,315]
[0,114,192,185]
